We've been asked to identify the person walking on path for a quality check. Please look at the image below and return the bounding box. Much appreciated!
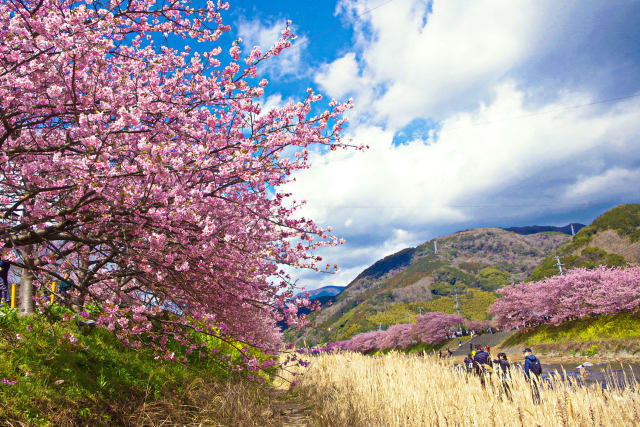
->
[464,353,474,374]
[493,352,512,401]
[523,348,542,404]
[473,345,493,388]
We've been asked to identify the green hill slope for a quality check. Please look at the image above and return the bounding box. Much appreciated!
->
[528,204,640,282]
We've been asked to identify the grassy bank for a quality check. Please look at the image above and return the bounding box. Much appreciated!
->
[0,305,281,426]
[500,311,640,357]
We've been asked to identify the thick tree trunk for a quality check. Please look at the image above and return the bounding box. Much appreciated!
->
[18,245,35,317]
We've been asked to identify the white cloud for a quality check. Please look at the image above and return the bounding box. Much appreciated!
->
[320,0,569,127]
[283,85,640,289]
[564,168,640,201]
[287,83,640,228]
[314,52,360,99]
[236,19,309,78]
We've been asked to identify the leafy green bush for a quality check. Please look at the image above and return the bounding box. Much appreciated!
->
[477,267,510,291]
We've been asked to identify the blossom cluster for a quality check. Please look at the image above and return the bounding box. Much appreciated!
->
[329,312,465,353]
[490,266,640,329]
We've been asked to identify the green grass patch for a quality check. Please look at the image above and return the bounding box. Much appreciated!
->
[0,305,274,425]
[502,311,640,347]
[419,289,496,321]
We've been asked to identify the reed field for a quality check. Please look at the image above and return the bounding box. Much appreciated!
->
[284,352,640,426]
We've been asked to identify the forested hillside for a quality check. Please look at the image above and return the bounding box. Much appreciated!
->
[528,204,640,281]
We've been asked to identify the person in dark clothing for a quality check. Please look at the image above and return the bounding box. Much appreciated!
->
[58,272,74,295]
[473,346,493,388]
[493,352,512,401]
[523,348,542,404]
[0,260,10,306]
[446,346,453,358]
[463,353,474,374]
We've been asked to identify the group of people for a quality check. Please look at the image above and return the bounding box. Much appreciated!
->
[463,345,542,403]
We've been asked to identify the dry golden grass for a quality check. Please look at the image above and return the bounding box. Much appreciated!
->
[126,377,284,427]
[286,352,640,427]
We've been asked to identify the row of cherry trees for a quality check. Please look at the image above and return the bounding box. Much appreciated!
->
[0,0,358,370]
[330,312,491,353]
[490,266,640,329]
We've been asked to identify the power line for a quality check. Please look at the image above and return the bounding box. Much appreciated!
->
[307,0,394,42]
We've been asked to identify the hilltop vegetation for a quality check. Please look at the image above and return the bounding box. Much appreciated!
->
[528,204,640,281]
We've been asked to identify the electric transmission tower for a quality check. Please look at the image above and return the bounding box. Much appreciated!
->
[553,255,565,275]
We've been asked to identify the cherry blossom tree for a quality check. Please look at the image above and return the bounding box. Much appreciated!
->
[490,266,640,329]
[411,312,463,345]
[0,0,359,368]
[378,323,415,349]
[343,331,386,353]
[335,311,464,353]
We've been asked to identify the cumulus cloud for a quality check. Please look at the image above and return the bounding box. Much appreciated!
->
[314,52,361,100]
[286,83,640,230]
[564,168,640,202]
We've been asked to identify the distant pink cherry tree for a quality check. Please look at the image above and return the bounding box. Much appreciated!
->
[378,323,416,349]
[343,331,386,353]
[335,311,464,353]
[0,0,359,368]
[412,312,463,345]
[490,266,640,329]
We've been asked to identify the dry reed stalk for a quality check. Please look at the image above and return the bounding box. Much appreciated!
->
[127,377,280,427]
[292,351,640,427]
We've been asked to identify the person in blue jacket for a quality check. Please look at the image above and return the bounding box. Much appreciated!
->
[523,348,542,404]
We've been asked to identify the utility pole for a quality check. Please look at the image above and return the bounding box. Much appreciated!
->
[553,255,565,275]
[452,280,462,334]
[434,240,438,254]
[570,224,575,236]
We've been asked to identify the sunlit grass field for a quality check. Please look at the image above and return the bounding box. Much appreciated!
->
[285,351,640,426]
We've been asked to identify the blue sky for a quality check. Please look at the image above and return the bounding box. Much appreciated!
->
[219,0,640,291]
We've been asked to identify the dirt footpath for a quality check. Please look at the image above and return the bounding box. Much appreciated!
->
[268,386,314,426]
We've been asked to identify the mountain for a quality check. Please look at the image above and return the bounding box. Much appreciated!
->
[297,286,345,299]
[502,223,585,236]
[528,204,640,282]
[286,227,571,346]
